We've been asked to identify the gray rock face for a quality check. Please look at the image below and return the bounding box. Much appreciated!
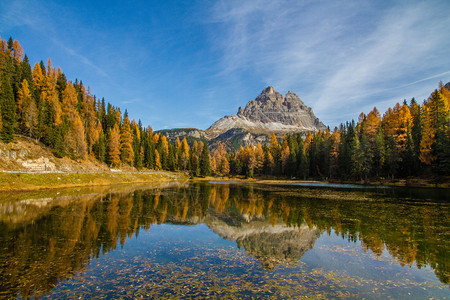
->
[206,86,326,139]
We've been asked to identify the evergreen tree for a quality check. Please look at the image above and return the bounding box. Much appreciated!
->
[135,146,144,170]
[0,76,16,142]
[53,126,65,158]
[200,142,211,176]
[385,135,400,180]
[373,129,386,177]
[20,55,33,88]
[93,130,106,162]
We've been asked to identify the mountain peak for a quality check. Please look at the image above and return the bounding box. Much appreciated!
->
[262,86,275,95]
[206,87,326,140]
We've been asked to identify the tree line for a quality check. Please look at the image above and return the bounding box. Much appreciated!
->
[1,36,448,180]
[0,36,213,175]
[221,85,449,180]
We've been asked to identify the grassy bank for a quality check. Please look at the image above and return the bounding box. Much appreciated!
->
[0,171,189,192]
[1,171,448,192]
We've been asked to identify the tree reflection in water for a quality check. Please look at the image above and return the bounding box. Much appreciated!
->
[0,182,448,298]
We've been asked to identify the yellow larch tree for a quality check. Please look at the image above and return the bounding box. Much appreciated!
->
[304,131,313,152]
[154,149,162,169]
[364,107,382,142]
[220,156,230,176]
[269,133,279,157]
[12,40,24,63]
[281,140,290,173]
[72,115,87,160]
[211,157,217,175]
[254,142,264,173]
[120,115,134,165]
[17,79,30,122]
[32,63,46,94]
[45,58,62,125]
[108,124,121,167]
[180,137,190,170]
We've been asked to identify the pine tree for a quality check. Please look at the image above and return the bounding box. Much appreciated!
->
[93,130,106,162]
[190,146,200,176]
[297,137,308,179]
[385,135,400,179]
[373,129,385,177]
[419,90,448,165]
[53,126,65,158]
[136,146,144,170]
[168,145,176,171]
[200,142,211,176]
[0,76,16,142]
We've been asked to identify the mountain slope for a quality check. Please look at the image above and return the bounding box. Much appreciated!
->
[206,86,326,139]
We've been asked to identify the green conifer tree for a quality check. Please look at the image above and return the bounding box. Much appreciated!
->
[200,142,211,176]
[0,76,16,142]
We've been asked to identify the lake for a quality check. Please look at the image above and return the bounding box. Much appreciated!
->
[0,181,448,299]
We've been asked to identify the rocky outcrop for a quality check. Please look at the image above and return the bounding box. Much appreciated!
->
[206,86,326,139]
[156,128,208,144]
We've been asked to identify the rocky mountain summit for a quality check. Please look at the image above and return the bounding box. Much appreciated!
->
[158,86,326,149]
[206,86,326,139]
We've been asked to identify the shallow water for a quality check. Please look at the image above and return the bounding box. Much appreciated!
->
[0,182,448,299]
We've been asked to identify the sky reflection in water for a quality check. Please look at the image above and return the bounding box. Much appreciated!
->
[0,182,448,299]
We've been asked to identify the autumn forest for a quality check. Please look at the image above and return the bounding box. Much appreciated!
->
[0,36,449,181]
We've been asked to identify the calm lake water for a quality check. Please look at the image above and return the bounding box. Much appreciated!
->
[0,182,448,299]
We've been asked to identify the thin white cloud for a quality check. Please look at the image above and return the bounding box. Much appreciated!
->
[209,0,450,127]
[1,0,108,77]
[50,38,108,77]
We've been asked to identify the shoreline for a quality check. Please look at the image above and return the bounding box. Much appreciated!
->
[194,176,450,189]
[0,171,189,192]
[0,171,448,192]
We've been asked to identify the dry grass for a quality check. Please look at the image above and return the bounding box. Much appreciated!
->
[0,171,189,192]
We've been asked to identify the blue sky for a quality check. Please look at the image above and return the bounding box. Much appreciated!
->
[1,0,449,130]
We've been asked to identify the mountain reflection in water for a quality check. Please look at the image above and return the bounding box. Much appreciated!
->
[0,182,448,299]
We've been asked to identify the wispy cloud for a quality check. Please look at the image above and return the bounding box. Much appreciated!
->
[209,0,450,126]
[1,0,107,77]
[50,38,108,77]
